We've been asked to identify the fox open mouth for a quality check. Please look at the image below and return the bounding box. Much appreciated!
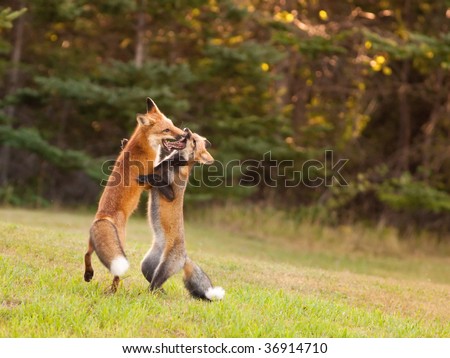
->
[162,137,187,151]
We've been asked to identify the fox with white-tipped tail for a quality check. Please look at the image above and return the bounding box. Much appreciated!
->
[84,98,186,293]
[138,129,225,301]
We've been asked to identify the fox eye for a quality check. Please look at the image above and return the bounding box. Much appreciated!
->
[162,129,170,133]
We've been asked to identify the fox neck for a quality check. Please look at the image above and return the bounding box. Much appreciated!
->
[126,127,155,156]
[118,128,158,173]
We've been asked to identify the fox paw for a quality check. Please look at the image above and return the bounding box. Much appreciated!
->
[84,270,94,282]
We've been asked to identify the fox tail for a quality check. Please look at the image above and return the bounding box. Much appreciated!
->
[182,257,225,301]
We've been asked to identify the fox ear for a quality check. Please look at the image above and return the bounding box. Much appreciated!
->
[205,139,212,148]
[146,97,159,114]
[137,113,156,126]
[183,128,192,139]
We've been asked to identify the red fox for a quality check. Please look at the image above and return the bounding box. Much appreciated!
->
[138,129,225,300]
[84,98,186,292]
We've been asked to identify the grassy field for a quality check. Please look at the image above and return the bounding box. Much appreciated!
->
[1,207,449,337]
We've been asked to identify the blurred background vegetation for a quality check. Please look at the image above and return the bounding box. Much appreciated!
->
[0,0,449,237]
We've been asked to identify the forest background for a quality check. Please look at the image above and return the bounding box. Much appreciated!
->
[1,0,449,238]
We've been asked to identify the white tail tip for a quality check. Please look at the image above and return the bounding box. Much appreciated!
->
[205,286,225,300]
[110,256,130,277]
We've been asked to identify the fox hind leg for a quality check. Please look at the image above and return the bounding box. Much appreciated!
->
[150,249,186,291]
[141,244,164,284]
[84,237,95,282]
[111,276,120,293]
[87,219,129,293]
[103,276,120,295]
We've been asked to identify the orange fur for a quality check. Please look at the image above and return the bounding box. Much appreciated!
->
[84,98,185,292]
[154,138,211,260]
[142,132,218,298]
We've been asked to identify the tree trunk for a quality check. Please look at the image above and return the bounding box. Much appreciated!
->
[422,69,444,177]
[396,0,413,173]
[397,61,411,172]
[134,0,148,69]
[56,100,71,148]
[286,51,309,141]
[1,1,25,186]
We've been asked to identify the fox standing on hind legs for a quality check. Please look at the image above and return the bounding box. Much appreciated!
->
[84,98,186,292]
[139,129,225,300]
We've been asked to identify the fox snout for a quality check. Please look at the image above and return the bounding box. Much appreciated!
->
[200,152,214,165]
[172,126,186,138]
[163,130,184,141]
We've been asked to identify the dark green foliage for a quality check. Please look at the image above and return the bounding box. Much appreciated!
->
[0,1,449,233]
[0,7,26,29]
[378,175,450,214]
[0,124,103,181]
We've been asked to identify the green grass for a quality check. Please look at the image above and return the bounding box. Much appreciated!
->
[1,207,449,337]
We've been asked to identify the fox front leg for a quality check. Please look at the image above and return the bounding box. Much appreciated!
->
[137,174,175,202]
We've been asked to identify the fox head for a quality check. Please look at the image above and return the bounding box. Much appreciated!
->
[136,98,185,151]
[183,129,214,165]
